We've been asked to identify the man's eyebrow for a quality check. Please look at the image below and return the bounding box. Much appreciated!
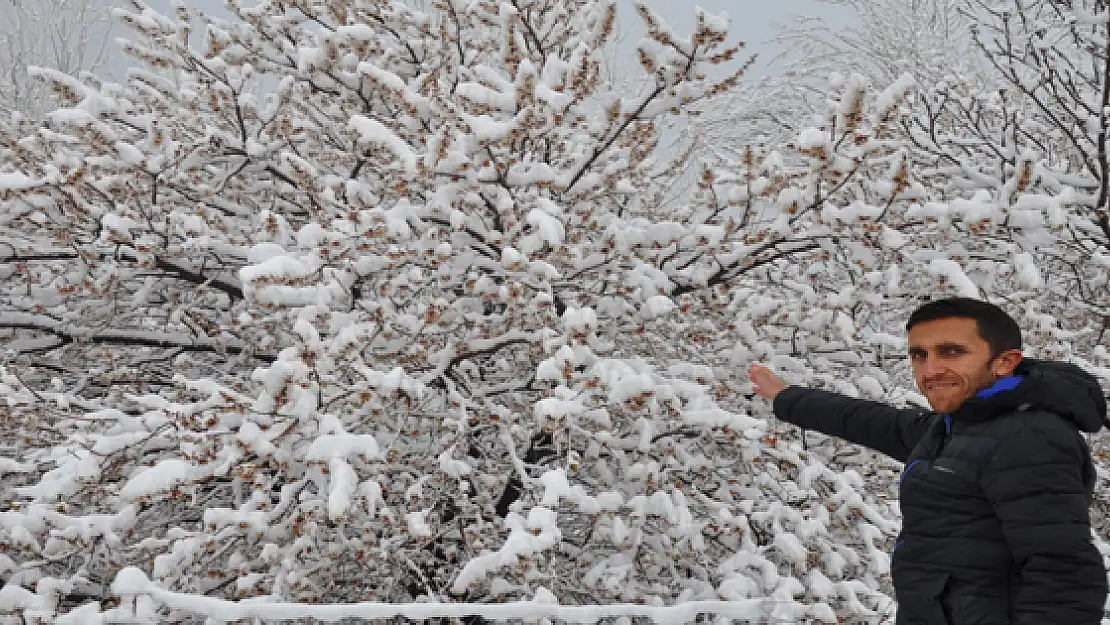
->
[908,342,969,352]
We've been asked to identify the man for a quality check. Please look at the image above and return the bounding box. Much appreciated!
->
[747,297,1108,624]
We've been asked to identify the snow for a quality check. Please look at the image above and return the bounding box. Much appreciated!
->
[563,307,599,332]
[327,458,359,520]
[641,294,676,319]
[527,207,566,245]
[451,507,563,594]
[795,128,829,153]
[305,434,382,461]
[15,449,101,500]
[873,73,915,122]
[0,458,32,473]
[438,448,473,478]
[534,396,586,431]
[0,585,45,612]
[55,603,105,625]
[880,225,908,249]
[46,107,96,125]
[1072,4,1110,24]
[837,74,870,122]
[236,421,278,457]
[0,172,39,191]
[927,258,981,298]
[102,562,772,622]
[535,84,572,109]
[100,213,140,242]
[535,345,582,382]
[1013,252,1044,289]
[349,115,418,172]
[456,81,517,112]
[460,112,519,141]
[341,483,390,531]
[696,8,731,35]
[120,459,189,499]
[357,62,408,93]
[538,469,596,510]
[114,140,145,165]
[406,509,434,537]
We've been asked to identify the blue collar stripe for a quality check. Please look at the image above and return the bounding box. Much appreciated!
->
[975,375,1025,399]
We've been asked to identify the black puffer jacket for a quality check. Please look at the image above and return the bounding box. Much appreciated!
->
[773,359,1109,624]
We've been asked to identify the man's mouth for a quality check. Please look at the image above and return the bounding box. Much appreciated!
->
[926,382,960,392]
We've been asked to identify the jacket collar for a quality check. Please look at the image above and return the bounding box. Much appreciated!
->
[974,375,1025,399]
[950,375,1029,423]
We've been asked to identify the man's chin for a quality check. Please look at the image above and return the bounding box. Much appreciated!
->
[926,395,964,414]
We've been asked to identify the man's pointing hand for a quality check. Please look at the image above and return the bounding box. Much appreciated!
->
[747,363,787,401]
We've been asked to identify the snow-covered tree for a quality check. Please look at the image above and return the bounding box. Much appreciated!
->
[700,0,1110,359]
[900,0,1110,342]
[0,0,865,621]
[0,0,117,119]
[693,0,987,153]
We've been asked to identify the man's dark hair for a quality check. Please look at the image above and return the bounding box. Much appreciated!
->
[905,297,1022,356]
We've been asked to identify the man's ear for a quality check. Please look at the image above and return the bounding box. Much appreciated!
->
[994,350,1023,378]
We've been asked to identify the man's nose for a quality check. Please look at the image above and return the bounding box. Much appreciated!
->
[919,356,946,378]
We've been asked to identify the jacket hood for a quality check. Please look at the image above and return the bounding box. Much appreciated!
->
[953,358,1108,433]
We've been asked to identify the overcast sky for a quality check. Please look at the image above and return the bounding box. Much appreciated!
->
[629,0,851,56]
[133,0,850,36]
[129,0,853,73]
[0,0,854,86]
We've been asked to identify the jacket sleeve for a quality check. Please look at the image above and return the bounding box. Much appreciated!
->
[772,386,936,462]
[980,421,1109,624]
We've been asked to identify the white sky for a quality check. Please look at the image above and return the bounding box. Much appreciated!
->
[628,0,852,57]
[131,0,851,35]
[113,0,853,77]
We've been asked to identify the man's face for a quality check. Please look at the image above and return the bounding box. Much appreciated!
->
[907,317,1021,414]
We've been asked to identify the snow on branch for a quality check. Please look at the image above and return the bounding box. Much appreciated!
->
[106,566,769,624]
[349,115,419,174]
[0,312,274,361]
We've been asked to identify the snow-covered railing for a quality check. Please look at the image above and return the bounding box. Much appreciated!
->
[91,567,774,624]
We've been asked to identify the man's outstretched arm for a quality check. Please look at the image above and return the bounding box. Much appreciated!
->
[748,364,935,462]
